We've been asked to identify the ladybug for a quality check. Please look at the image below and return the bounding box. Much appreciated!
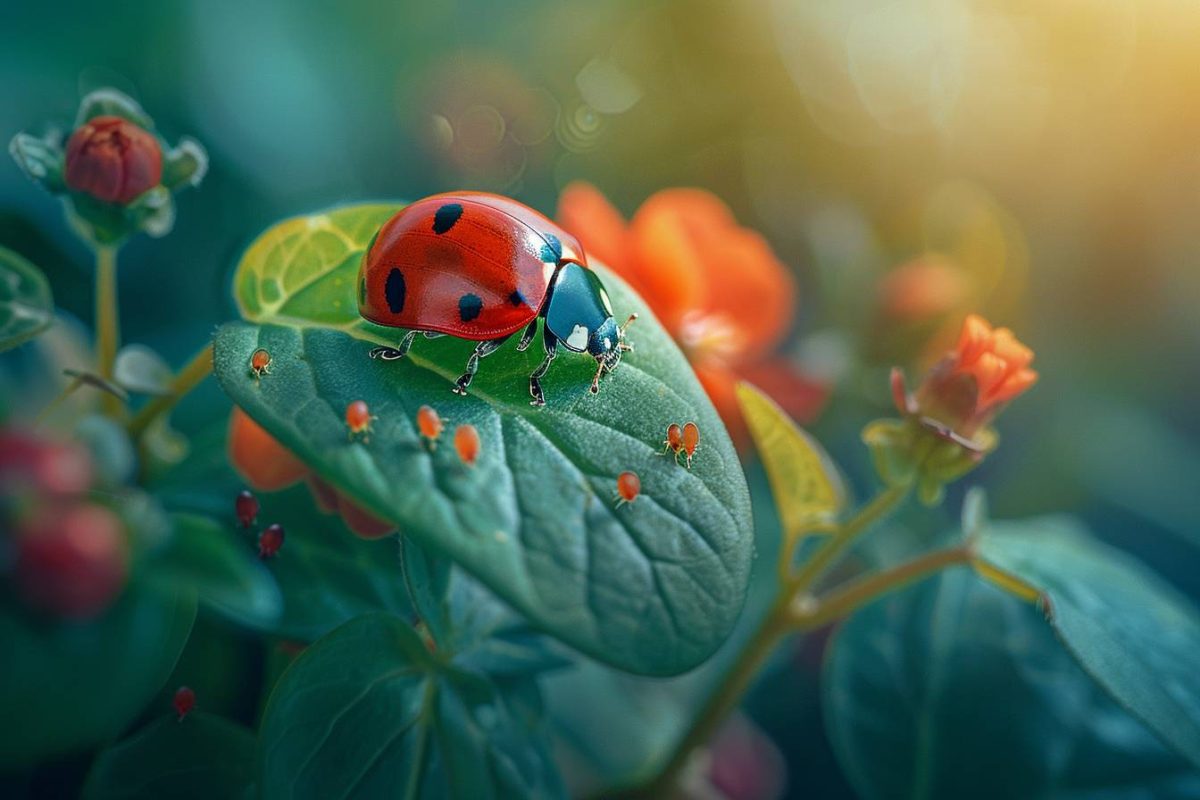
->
[359,192,635,406]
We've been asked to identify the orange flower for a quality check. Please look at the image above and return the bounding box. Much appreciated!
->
[227,408,395,539]
[910,314,1037,437]
[557,183,825,446]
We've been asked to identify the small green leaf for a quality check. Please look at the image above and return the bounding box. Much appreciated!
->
[736,381,843,537]
[976,517,1200,769]
[0,246,54,353]
[0,585,196,767]
[162,139,209,190]
[114,344,173,395]
[8,132,65,193]
[215,204,753,677]
[824,567,1200,800]
[148,513,281,629]
[76,88,154,129]
[258,613,564,799]
[83,713,255,800]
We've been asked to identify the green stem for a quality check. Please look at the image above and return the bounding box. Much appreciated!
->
[95,245,121,417]
[127,343,214,438]
[628,595,794,800]
[787,483,910,593]
[792,543,975,630]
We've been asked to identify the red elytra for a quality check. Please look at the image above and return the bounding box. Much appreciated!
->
[235,489,258,528]
[359,193,584,340]
[173,686,195,720]
[258,524,285,559]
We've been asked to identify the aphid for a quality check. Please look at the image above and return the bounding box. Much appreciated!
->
[173,686,195,721]
[682,422,700,468]
[235,489,258,529]
[359,192,636,406]
[614,470,641,507]
[258,523,285,559]
[345,400,375,440]
[416,405,444,449]
[454,424,481,466]
[661,423,684,463]
[250,348,272,378]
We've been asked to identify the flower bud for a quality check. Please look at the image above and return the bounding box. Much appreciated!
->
[64,116,163,205]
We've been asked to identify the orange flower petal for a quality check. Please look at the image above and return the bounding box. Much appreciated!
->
[694,363,748,450]
[628,190,715,332]
[227,407,308,491]
[695,359,828,452]
[556,181,633,277]
[700,228,795,360]
[955,314,993,366]
[877,256,970,322]
[336,492,396,539]
[995,368,1039,406]
[989,327,1034,372]
[305,475,340,514]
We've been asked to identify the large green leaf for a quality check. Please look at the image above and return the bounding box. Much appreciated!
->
[257,612,564,800]
[82,713,255,800]
[0,585,196,767]
[976,517,1200,769]
[824,567,1200,800]
[147,513,282,629]
[0,245,54,353]
[214,203,753,676]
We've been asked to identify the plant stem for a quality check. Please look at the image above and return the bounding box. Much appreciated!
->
[95,245,121,417]
[792,543,975,630]
[787,483,909,593]
[631,483,912,798]
[631,595,795,800]
[127,343,214,438]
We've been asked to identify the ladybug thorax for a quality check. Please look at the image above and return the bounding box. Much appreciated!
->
[545,263,616,355]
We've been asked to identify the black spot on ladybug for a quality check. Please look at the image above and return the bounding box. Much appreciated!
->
[508,290,525,307]
[539,233,562,263]
[385,269,406,313]
[459,293,483,322]
[432,204,464,234]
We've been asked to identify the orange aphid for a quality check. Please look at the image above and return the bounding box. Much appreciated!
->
[681,422,700,468]
[417,405,444,448]
[615,471,641,506]
[662,423,684,456]
[454,424,481,466]
[345,400,374,439]
[250,348,271,378]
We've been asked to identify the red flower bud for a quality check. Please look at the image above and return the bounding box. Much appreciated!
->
[64,116,162,204]
[173,686,195,720]
[13,504,129,619]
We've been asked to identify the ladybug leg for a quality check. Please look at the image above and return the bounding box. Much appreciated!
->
[516,318,539,352]
[369,330,418,361]
[452,336,509,396]
[528,329,559,407]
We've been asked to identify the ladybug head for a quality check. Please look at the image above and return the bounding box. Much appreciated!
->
[588,313,638,395]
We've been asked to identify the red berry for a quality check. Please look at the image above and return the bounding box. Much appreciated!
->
[173,686,195,720]
[258,523,285,559]
[64,116,162,204]
[682,422,700,467]
[14,504,129,619]
[345,400,373,436]
[0,430,93,496]
[235,489,259,528]
[453,424,480,466]
[615,471,641,506]
[249,348,272,378]
[416,405,443,446]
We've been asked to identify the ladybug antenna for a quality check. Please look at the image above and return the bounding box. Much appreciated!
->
[619,313,638,336]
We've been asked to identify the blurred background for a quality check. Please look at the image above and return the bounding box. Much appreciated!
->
[3,1,1199,796]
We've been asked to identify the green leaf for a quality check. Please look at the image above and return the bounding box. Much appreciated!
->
[824,567,1200,800]
[76,88,155,129]
[0,246,54,353]
[0,585,196,767]
[147,513,281,628]
[736,381,843,537]
[83,713,255,800]
[215,204,753,677]
[161,139,209,191]
[258,612,564,799]
[976,517,1200,770]
[8,132,65,193]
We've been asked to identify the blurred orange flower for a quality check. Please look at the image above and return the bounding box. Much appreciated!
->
[557,182,826,446]
[227,407,395,539]
[910,314,1038,437]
